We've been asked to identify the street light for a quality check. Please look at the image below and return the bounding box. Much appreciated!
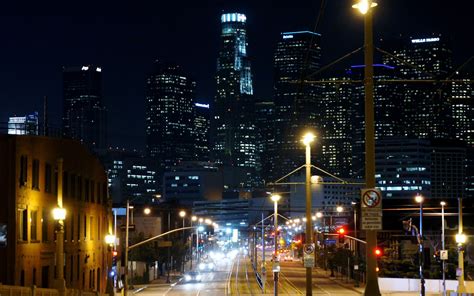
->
[179,211,186,272]
[415,194,425,296]
[52,206,66,289]
[456,197,467,293]
[302,132,315,296]
[352,0,380,294]
[143,207,151,215]
[440,201,446,296]
[336,206,343,213]
[270,194,281,296]
[105,234,116,246]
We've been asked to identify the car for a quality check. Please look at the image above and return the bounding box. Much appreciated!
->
[283,255,294,261]
[198,261,216,272]
[184,271,202,283]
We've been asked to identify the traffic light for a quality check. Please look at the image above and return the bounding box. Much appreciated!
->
[374,247,382,257]
[112,250,118,267]
[338,227,345,243]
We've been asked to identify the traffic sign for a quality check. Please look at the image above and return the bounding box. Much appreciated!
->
[440,250,448,260]
[303,243,315,255]
[361,189,382,208]
[303,243,315,268]
[361,188,382,230]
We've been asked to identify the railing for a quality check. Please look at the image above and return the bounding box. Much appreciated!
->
[0,284,106,296]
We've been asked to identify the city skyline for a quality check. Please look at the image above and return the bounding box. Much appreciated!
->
[0,1,473,149]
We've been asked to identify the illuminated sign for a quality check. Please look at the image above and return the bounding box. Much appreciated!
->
[96,67,102,72]
[195,103,209,109]
[221,13,246,23]
[81,66,89,71]
[411,37,440,44]
[283,34,293,39]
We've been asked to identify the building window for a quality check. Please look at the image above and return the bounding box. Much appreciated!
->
[19,155,28,187]
[30,210,38,241]
[90,217,94,240]
[70,213,74,241]
[18,208,27,241]
[33,267,37,285]
[96,182,101,204]
[70,174,76,199]
[78,176,83,200]
[84,215,87,240]
[32,159,40,190]
[45,163,52,193]
[20,270,25,286]
[85,179,89,202]
[77,214,81,241]
[42,209,48,242]
[90,181,95,203]
[63,172,68,197]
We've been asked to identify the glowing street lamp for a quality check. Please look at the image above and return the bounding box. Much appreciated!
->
[52,207,67,221]
[336,206,343,213]
[352,0,377,15]
[143,207,151,215]
[105,234,116,246]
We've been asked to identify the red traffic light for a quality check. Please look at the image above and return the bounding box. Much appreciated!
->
[374,248,382,257]
[338,228,345,235]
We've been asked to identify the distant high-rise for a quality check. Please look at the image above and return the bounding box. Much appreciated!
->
[381,35,454,139]
[194,102,210,161]
[62,65,107,150]
[450,77,473,145]
[255,100,275,181]
[271,31,321,182]
[319,78,354,178]
[213,12,258,187]
[145,61,196,174]
[8,112,39,135]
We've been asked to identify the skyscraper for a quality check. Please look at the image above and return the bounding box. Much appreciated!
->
[145,61,197,175]
[381,34,454,139]
[271,31,321,182]
[255,100,275,182]
[213,12,258,187]
[194,102,211,161]
[62,65,107,150]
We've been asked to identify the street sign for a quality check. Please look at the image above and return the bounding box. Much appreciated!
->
[440,250,448,260]
[303,243,315,268]
[303,243,315,255]
[361,188,382,230]
[304,257,315,268]
[361,189,382,208]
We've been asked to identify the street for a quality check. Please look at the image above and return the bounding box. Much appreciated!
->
[136,259,233,296]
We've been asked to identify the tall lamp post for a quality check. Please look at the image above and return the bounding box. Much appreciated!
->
[415,194,425,296]
[351,1,381,295]
[190,216,197,270]
[53,158,66,296]
[440,201,446,296]
[271,194,281,296]
[456,198,467,293]
[179,210,186,272]
[302,132,315,296]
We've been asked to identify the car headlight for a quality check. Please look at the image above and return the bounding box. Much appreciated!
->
[199,263,206,270]
[208,263,214,269]
[196,274,202,280]
[185,275,191,281]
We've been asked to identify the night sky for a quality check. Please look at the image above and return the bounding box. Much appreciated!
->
[1,0,472,149]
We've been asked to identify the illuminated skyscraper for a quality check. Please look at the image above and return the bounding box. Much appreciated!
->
[213,12,258,187]
[271,31,321,182]
[145,61,196,174]
[62,65,107,150]
[381,34,454,139]
[194,102,210,161]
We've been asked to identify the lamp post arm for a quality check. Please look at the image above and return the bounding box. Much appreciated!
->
[128,226,195,250]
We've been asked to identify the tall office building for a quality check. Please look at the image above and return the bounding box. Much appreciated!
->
[62,65,107,150]
[349,64,402,178]
[319,78,354,178]
[8,112,39,135]
[271,31,322,182]
[255,100,275,182]
[381,34,454,139]
[145,61,196,174]
[194,102,211,161]
[450,76,473,145]
[213,12,258,187]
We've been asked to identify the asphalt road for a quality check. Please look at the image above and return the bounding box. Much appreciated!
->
[137,259,233,296]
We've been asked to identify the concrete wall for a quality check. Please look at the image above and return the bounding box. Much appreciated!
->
[379,277,474,293]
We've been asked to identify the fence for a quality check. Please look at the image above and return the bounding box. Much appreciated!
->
[0,284,106,296]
